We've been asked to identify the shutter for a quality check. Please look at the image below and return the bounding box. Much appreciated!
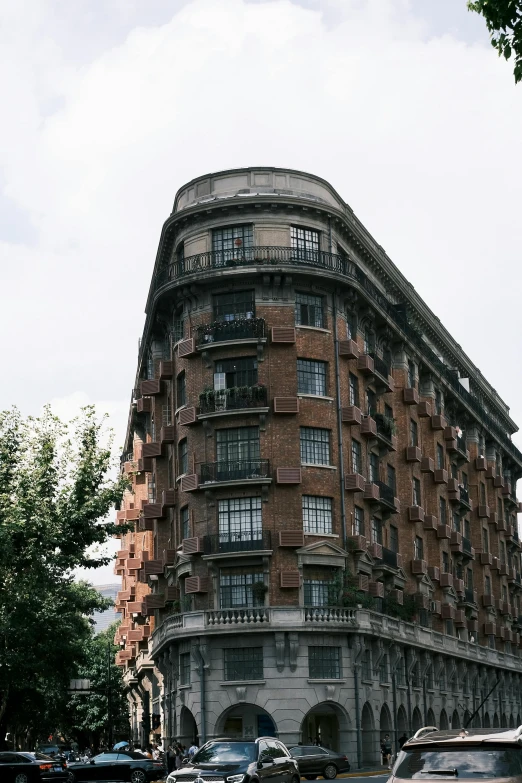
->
[279,531,305,547]
[338,339,359,359]
[159,361,173,379]
[142,442,162,459]
[185,576,209,594]
[342,406,362,425]
[140,379,162,396]
[182,537,203,555]
[178,407,197,426]
[137,397,152,413]
[180,474,199,492]
[271,327,296,343]
[178,338,196,357]
[280,571,300,588]
[160,425,176,443]
[273,397,299,414]
[276,468,302,484]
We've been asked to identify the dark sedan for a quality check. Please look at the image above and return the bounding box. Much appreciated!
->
[0,752,68,783]
[66,751,164,783]
[288,746,350,779]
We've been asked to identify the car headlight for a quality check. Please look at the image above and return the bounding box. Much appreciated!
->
[226,775,246,783]
[167,777,176,782]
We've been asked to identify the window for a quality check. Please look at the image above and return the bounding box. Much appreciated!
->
[224,647,263,681]
[354,507,365,536]
[462,472,468,489]
[407,360,416,388]
[479,434,486,456]
[361,649,372,680]
[308,646,341,679]
[466,567,474,590]
[498,498,503,520]
[363,327,375,355]
[216,426,260,464]
[297,359,327,396]
[439,497,447,525]
[148,473,156,503]
[435,389,443,415]
[410,419,418,446]
[437,443,444,470]
[178,438,188,476]
[212,224,253,262]
[351,439,362,474]
[220,569,264,608]
[180,506,190,540]
[295,292,324,328]
[479,482,486,505]
[413,477,421,507]
[414,536,424,560]
[371,517,382,545]
[304,578,332,607]
[369,453,380,484]
[177,371,186,408]
[452,512,461,534]
[387,465,396,493]
[500,541,506,565]
[180,652,191,685]
[213,290,255,321]
[390,525,399,553]
[302,496,332,534]
[291,225,320,259]
[482,527,489,554]
[366,388,377,416]
[379,654,389,683]
[464,518,471,540]
[349,373,359,407]
[442,551,450,573]
[218,497,262,543]
[451,462,458,479]
[173,312,185,343]
[214,357,257,389]
[300,427,330,465]
[346,310,357,340]
[485,575,491,595]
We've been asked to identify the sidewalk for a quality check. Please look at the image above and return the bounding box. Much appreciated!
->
[340,768,390,777]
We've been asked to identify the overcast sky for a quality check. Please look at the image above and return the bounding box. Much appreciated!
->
[1,0,520,584]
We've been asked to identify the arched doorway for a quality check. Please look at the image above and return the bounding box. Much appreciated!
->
[397,705,408,735]
[300,702,350,751]
[464,710,471,728]
[493,713,500,727]
[501,714,507,728]
[484,713,491,728]
[451,710,460,729]
[517,714,521,726]
[380,704,392,733]
[180,706,198,746]
[215,704,277,740]
[361,702,376,765]
[509,715,515,728]
[440,710,449,730]
[427,708,436,727]
[412,707,423,733]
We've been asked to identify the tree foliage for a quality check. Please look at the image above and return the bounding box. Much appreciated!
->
[468,0,522,83]
[0,406,127,746]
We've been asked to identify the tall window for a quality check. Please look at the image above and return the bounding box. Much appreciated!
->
[414,536,424,560]
[366,388,377,416]
[291,226,320,259]
[354,506,365,536]
[482,528,489,553]
[369,453,380,484]
[485,575,491,595]
[220,568,264,608]
[351,439,362,474]
[180,506,190,540]
[173,311,185,343]
[371,517,382,545]
[413,477,421,507]
[177,371,186,408]
[500,541,506,565]
[387,465,396,493]
[213,290,255,321]
[308,647,341,679]
[437,443,444,470]
[390,525,399,553]
[361,649,372,680]
[379,654,389,683]
[480,483,486,504]
[439,498,447,526]
[297,359,327,396]
[178,438,188,476]
[302,496,332,534]
[363,327,375,354]
[410,419,418,446]
[435,389,443,415]
[304,572,333,606]
[214,357,257,389]
[349,373,359,407]
[300,427,330,465]
[466,568,474,589]
[218,497,262,542]
[212,224,253,262]
[148,473,156,503]
[407,360,416,388]
[452,512,461,533]
[224,647,263,681]
[346,310,357,340]
[442,551,450,573]
[216,426,260,463]
[180,652,191,685]
[295,292,324,328]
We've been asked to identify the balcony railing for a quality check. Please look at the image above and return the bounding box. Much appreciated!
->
[203,530,272,554]
[459,486,471,506]
[196,317,266,346]
[377,547,401,568]
[375,481,397,509]
[207,607,269,625]
[374,414,396,444]
[200,459,270,484]
[462,537,473,555]
[464,588,476,604]
[369,352,391,380]
[199,385,268,415]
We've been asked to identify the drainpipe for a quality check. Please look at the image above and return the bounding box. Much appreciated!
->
[195,647,207,744]
[405,649,412,735]
[351,638,363,769]
[392,671,398,757]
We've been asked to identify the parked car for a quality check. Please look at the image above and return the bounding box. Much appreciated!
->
[0,751,68,783]
[288,746,350,779]
[166,737,300,783]
[66,750,164,782]
[390,726,522,783]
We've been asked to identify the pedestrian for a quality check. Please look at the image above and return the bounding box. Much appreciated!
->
[176,747,184,768]
[144,746,153,759]
[167,745,176,773]
[381,734,392,769]
[152,744,160,760]
[399,733,408,749]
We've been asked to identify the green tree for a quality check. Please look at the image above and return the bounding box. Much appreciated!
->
[468,0,522,82]
[64,622,129,750]
[0,406,127,748]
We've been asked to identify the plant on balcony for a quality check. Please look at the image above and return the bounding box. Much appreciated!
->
[252,581,268,603]
[383,593,416,622]
[327,570,376,610]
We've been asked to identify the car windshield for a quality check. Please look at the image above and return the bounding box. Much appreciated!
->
[29,753,55,761]
[395,746,522,779]
[192,742,257,764]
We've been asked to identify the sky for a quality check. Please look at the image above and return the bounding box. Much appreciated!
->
[1,0,521,584]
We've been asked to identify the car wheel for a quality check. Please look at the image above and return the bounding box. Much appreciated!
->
[14,774,29,783]
[323,764,338,779]
[130,770,147,783]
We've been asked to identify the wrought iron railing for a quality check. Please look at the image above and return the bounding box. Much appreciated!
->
[199,385,268,414]
[464,587,475,604]
[375,481,397,507]
[200,459,270,483]
[462,537,473,555]
[375,414,396,443]
[378,547,400,568]
[195,317,266,346]
[369,352,391,379]
[203,530,272,554]
[459,487,471,505]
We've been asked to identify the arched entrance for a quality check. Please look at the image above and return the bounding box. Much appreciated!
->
[412,707,423,733]
[361,702,376,765]
[451,710,460,729]
[501,714,507,728]
[215,704,277,740]
[300,702,350,751]
[493,713,500,727]
[464,710,471,728]
[440,710,449,730]
[180,706,198,746]
[517,714,521,726]
[484,713,491,728]
[509,715,515,728]
[397,705,408,735]
[380,704,392,733]
[427,708,436,727]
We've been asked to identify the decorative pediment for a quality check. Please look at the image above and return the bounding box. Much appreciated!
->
[296,539,348,568]
[417,573,435,592]
[355,551,374,577]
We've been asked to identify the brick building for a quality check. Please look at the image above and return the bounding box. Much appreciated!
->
[114,167,522,765]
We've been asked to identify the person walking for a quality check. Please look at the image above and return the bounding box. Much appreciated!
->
[381,734,392,769]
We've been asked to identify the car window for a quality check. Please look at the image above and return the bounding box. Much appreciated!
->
[127,752,146,760]
[315,749,329,756]
[395,747,522,779]
[94,753,121,763]
[193,742,256,764]
[32,753,54,761]
[301,747,318,756]
[0,754,24,763]
[290,748,302,757]
[275,743,289,757]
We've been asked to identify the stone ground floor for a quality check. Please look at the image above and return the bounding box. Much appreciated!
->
[125,624,522,768]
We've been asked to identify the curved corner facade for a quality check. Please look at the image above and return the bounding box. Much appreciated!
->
[114,167,522,766]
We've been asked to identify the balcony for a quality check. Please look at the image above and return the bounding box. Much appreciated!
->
[368,353,394,392]
[198,385,268,417]
[195,317,266,348]
[203,530,272,555]
[373,546,402,570]
[200,459,271,487]
[447,435,469,463]
[374,414,397,451]
[462,536,475,560]
[448,485,473,512]
[375,481,400,513]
